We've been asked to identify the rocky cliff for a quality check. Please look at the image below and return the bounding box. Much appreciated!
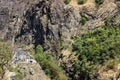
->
[0,0,120,49]
[0,0,120,80]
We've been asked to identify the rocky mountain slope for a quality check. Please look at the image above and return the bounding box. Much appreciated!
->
[4,48,49,80]
[0,0,120,49]
[0,0,120,80]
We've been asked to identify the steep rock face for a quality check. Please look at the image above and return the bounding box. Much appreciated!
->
[0,0,39,43]
[84,0,119,30]
[0,0,120,79]
[0,0,119,56]
[15,0,81,53]
[0,0,120,50]
[0,7,9,39]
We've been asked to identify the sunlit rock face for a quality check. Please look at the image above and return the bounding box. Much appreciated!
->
[0,0,120,80]
[0,0,39,41]
[15,0,81,53]
[0,0,120,52]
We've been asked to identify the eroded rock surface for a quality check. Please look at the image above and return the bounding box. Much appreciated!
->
[0,0,120,50]
[0,0,120,79]
[4,48,50,80]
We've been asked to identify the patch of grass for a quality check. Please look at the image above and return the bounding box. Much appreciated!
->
[0,38,4,42]
[0,41,12,78]
[10,67,25,80]
[8,66,15,72]
[64,0,71,4]
[77,0,86,5]
[14,71,24,80]
[20,44,26,48]
[106,59,119,70]
[72,25,120,79]
[34,45,68,80]
[95,0,104,6]
[81,15,88,26]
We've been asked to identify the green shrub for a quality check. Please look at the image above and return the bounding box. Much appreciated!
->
[81,15,88,25]
[95,0,104,6]
[106,60,119,70]
[0,38,3,42]
[72,25,120,79]
[77,0,86,4]
[73,26,120,63]
[34,45,68,80]
[64,0,71,4]
[36,45,43,53]
[13,67,24,80]
[0,42,12,77]
[20,44,26,48]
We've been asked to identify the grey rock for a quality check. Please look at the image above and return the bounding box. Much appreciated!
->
[0,0,120,55]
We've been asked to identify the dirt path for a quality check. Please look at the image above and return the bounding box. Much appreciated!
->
[62,49,71,56]
[69,0,95,8]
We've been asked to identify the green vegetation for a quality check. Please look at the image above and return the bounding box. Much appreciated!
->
[8,67,25,80]
[105,59,119,70]
[95,0,104,6]
[64,0,71,4]
[77,0,86,5]
[20,44,26,48]
[0,38,3,42]
[34,45,68,80]
[14,68,25,80]
[81,15,88,26]
[72,25,120,79]
[64,0,87,5]
[0,41,12,78]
